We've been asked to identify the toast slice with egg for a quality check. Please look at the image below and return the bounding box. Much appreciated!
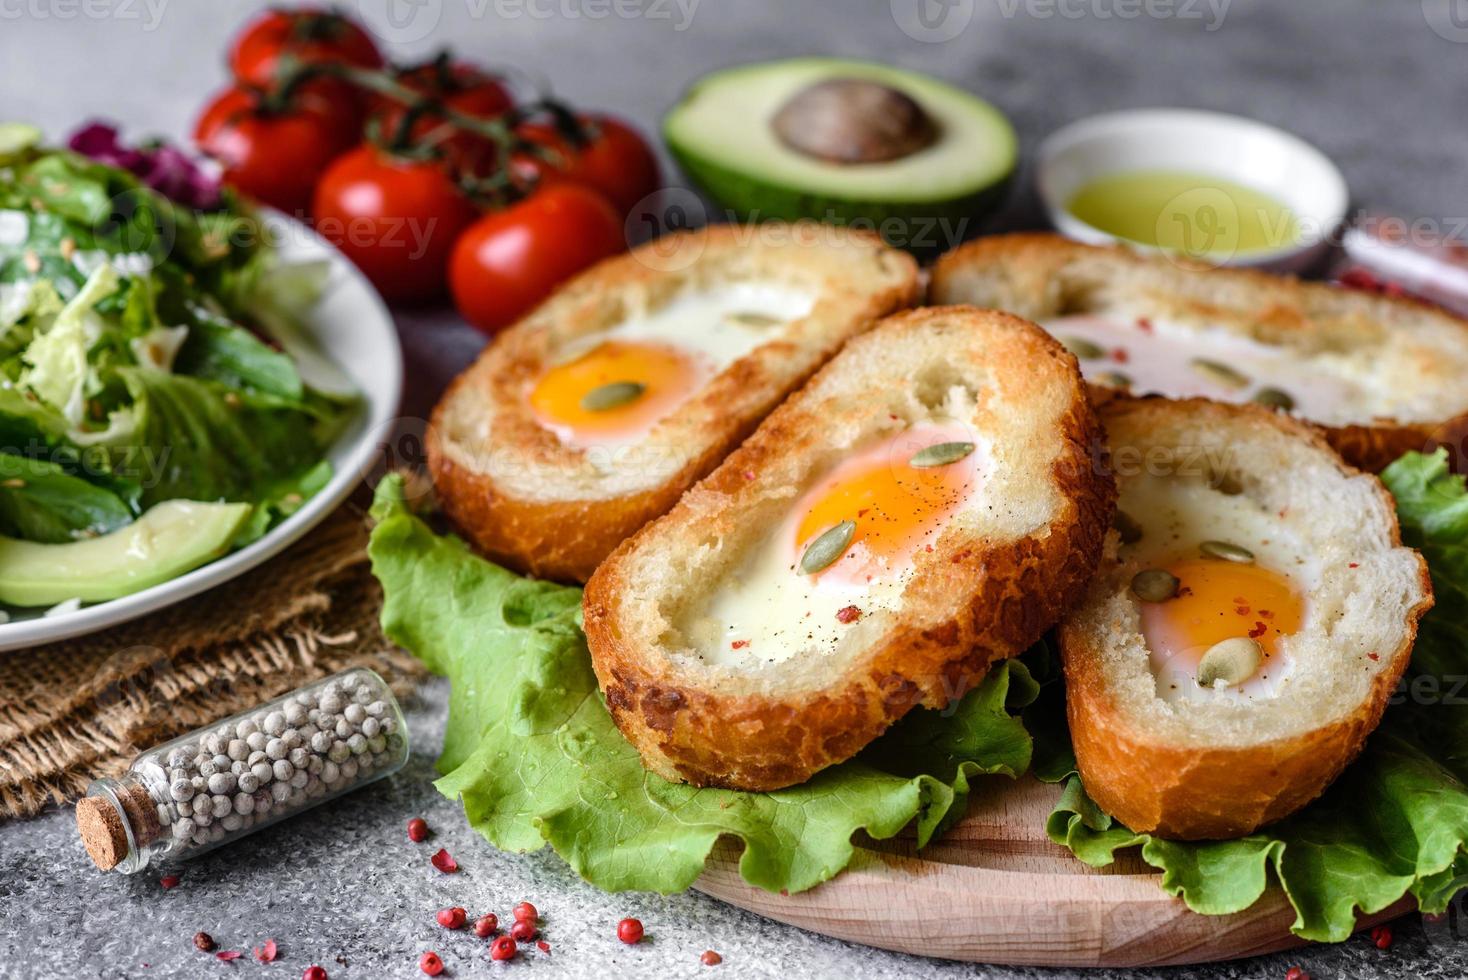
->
[929,233,1468,472]
[428,223,920,582]
[1059,396,1433,839]
[583,306,1115,791]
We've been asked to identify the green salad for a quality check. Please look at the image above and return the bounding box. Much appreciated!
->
[369,450,1468,943]
[0,125,351,608]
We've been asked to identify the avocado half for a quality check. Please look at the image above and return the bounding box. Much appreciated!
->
[664,58,1017,238]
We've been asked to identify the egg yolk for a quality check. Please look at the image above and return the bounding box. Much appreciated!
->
[1139,557,1304,684]
[792,429,979,587]
[528,340,706,447]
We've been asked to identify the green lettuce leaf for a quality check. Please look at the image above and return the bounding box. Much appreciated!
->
[368,475,1036,894]
[1043,449,1468,941]
[0,452,133,542]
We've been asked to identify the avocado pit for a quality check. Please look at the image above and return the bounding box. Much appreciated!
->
[771,78,938,165]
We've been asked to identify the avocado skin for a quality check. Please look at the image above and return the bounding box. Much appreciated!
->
[666,139,1013,253]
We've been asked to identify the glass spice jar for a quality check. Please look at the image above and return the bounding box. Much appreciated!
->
[76,667,408,874]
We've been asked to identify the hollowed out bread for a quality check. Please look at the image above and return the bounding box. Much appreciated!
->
[1058,397,1433,839]
[929,233,1468,472]
[583,306,1115,791]
[428,223,920,582]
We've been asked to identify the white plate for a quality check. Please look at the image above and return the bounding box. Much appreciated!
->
[0,211,402,652]
[1035,108,1349,273]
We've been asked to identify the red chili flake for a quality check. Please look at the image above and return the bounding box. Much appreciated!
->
[1285,968,1310,980]
[1248,621,1268,639]
[1136,317,1154,333]
[835,605,861,624]
[419,951,444,976]
[254,939,278,963]
[857,508,870,518]
[1368,652,1381,661]
[216,951,242,962]
[1110,347,1130,363]
[1259,609,1275,620]
[1232,595,1249,605]
[1234,605,1251,616]
[537,940,551,953]
[159,875,180,890]
[617,918,645,945]
[1371,924,1393,949]
[1177,586,1195,598]
[742,470,756,481]
[429,848,458,873]
[730,640,749,650]
[407,817,429,842]
[924,544,933,553]
[701,950,724,966]
[474,914,499,938]
[1349,562,1360,568]
[490,936,516,962]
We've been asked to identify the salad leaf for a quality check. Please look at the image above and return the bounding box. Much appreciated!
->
[1043,450,1468,941]
[19,262,118,425]
[0,453,133,542]
[368,475,1036,894]
[172,305,304,401]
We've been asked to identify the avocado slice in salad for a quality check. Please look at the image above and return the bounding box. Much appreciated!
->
[664,58,1016,237]
[0,499,251,606]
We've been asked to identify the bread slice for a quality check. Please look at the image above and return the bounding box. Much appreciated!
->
[429,223,920,582]
[583,306,1115,791]
[929,233,1468,472]
[1058,396,1433,839]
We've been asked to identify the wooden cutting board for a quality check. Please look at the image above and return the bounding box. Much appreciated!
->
[695,776,1410,967]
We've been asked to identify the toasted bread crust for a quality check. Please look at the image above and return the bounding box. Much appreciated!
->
[584,307,1116,791]
[929,233,1468,473]
[1058,396,1435,839]
[429,223,920,582]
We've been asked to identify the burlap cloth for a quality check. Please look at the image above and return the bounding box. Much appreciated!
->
[0,505,421,821]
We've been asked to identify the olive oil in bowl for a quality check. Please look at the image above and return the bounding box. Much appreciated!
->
[1066,170,1299,259]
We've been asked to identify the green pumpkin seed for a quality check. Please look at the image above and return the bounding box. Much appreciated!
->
[1060,336,1105,360]
[1095,370,1133,389]
[1190,358,1250,389]
[1251,386,1296,411]
[726,311,782,328]
[1200,540,1254,563]
[1113,510,1143,544]
[1130,568,1180,603]
[909,441,976,468]
[580,380,646,412]
[1196,636,1263,688]
[1208,468,1243,495]
[799,520,856,575]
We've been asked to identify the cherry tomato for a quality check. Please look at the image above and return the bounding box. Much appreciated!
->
[516,115,660,216]
[194,84,360,214]
[230,7,383,88]
[312,145,479,304]
[449,184,623,334]
[375,60,513,177]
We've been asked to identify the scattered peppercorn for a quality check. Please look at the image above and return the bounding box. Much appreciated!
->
[304,967,329,980]
[430,848,458,873]
[616,918,644,944]
[701,950,723,966]
[407,817,429,842]
[437,907,467,930]
[254,939,279,963]
[536,941,550,953]
[490,936,517,961]
[1284,968,1310,980]
[512,901,538,923]
[419,951,444,976]
[194,932,216,952]
[1372,924,1393,949]
[216,951,242,961]
[510,920,537,942]
[159,874,180,889]
[474,914,499,938]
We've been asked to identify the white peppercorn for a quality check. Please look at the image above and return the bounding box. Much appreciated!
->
[367,736,386,755]
[289,769,309,789]
[284,701,307,726]
[211,754,231,772]
[201,733,223,756]
[250,762,274,785]
[233,792,255,816]
[347,733,367,755]
[210,795,232,818]
[197,758,220,778]
[344,703,366,725]
[230,761,249,777]
[322,761,340,784]
[360,717,381,739]
[272,759,294,783]
[340,759,359,782]
[334,718,352,738]
[221,814,243,832]
[319,690,344,714]
[246,731,268,752]
[265,738,287,761]
[207,772,236,796]
[234,718,258,739]
[310,731,332,754]
[169,778,194,802]
[263,711,286,736]
[289,746,311,769]
[227,739,249,761]
[271,781,292,803]
[237,772,260,794]
[327,741,350,763]
[365,700,386,718]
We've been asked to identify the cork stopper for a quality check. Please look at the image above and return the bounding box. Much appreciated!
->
[76,796,128,871]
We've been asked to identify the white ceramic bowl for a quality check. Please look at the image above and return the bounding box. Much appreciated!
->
[1036,108,1349,273]
[0,210,402,652]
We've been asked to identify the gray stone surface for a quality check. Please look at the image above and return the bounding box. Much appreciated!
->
[2,1,1466,977]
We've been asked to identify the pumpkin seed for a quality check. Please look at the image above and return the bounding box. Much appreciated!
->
[1196,636,1263,688]
[799,520,856,575]
[580,380,646,412]
[1130,568,1180,602]
[1095,370,1133,389]
[1113,510,1143,545]
[1200,540,1254,563]
[726,311,782,328]
[1060,335,1105,360]
[1208,467,1243,495]
[1251,386,1296,411]
[1190,357,1250,389]
[909,441,976,468]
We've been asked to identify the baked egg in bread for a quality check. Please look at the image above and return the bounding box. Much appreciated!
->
[1059,396,1433,839]
[929,233,1468,471]
[583,307,1115,791]
[428,223,920,582]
